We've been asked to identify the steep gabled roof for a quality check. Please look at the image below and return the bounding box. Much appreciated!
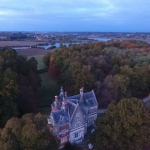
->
[50,89,98,126]
[84,90,98,107]
[67,100,77,120]
[143,96,150,103]
[51,109,69,126]
[68,90,98,107]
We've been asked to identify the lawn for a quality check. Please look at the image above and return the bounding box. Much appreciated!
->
[39,72,59,108]
[28,54,60,114]
[28,54,45,70]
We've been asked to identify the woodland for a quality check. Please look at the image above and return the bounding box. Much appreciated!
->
[48,40,150,149]
[49,40,150,107]
[0,48,59,149]
[1,40,150,149]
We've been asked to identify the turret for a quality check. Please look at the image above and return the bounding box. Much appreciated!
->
[79,87,84,103]
[51,95,58,112]
[62,97,67,111]
[65,92,67,98]
[51,105,57,112]
[60,86,64,96]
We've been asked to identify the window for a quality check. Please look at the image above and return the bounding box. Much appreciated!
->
[74,132,78,138]
[77,121,80,127]
[60,115,64,121]
[62,130,65,135]
[76,113,79,117]
[75,121,80,128]
[76,113,79,121]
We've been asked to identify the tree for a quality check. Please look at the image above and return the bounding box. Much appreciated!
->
[0,113,59,150]
[95,98,150,150]
[108,74,130,101]
[0,48,41,127]
[42,52,51,67]
[70,63,94,93]
[0,68,18,98]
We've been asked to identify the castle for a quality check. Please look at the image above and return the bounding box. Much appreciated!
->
[47,87,98,148]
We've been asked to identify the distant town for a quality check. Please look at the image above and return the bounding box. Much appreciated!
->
[0,32,150,46]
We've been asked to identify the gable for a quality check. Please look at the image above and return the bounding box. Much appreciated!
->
[51,110,69,126]
[70,104,85,130]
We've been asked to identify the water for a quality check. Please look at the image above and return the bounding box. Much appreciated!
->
[37,43,72,49]
[12,38,110,50]
[88,37,111,41]
[12,46,31,50]
[13,42,82,50]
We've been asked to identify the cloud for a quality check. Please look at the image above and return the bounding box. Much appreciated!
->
[0,0,150,31]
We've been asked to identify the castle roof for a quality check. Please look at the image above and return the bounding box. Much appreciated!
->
[50,88,98,126]
[51,109,69,125]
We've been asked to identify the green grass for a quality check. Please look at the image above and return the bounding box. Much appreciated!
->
[39,72,59,108]
[27,55,59,114]
[28,55,45,70]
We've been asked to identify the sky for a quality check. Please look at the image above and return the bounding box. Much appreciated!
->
[0,0,150,32]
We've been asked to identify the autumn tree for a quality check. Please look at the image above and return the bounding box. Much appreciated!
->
[42,52,51,67]
[0,48,41,127]
[48,40,150,107]
[95,98,150,150]
[108,74,130,101]
[0,113,59,150]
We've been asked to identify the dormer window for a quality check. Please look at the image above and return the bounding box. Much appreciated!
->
[76,113,79,117]
[60,115,64,121]
[75,121,80,128]
[76,113,79,121]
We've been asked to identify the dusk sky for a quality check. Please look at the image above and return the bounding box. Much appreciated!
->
[0,0,150,32]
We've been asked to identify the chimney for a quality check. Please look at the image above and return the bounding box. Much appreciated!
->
[62,97,67,111]
[65,92,67,98]
[53,95,58,109]
[80,88,83,95]
[60,86,64,96]
[55,95,58,101]
[79,87,84,103]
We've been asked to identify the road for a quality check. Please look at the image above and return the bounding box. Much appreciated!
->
[97,109,106,114]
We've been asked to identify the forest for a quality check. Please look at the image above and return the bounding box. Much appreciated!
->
[1,39,150,149]
[0,47,59,150]
[49,40,150,108]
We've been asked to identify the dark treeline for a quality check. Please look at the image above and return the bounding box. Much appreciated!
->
[49,40,150,108]
[0,113,59,150]
[0,47,41,127]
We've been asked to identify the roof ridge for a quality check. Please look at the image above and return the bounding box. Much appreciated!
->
[92,90,98,106]
[67,99,77,105]
[70,103,78,121]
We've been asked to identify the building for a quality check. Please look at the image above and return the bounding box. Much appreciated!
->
[47,87,98,148]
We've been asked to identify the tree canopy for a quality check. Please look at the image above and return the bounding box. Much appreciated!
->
[47,40,150,107]
[0,113,59,150]
[94,98,150,150]
[0,48,41,127]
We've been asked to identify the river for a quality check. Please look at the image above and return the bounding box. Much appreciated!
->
[12,38,111,50]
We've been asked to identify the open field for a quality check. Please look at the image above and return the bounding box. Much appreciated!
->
[28,55,45,70]
[16,48,53,57]
[16,48,53,69]
[0,40,48,47]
